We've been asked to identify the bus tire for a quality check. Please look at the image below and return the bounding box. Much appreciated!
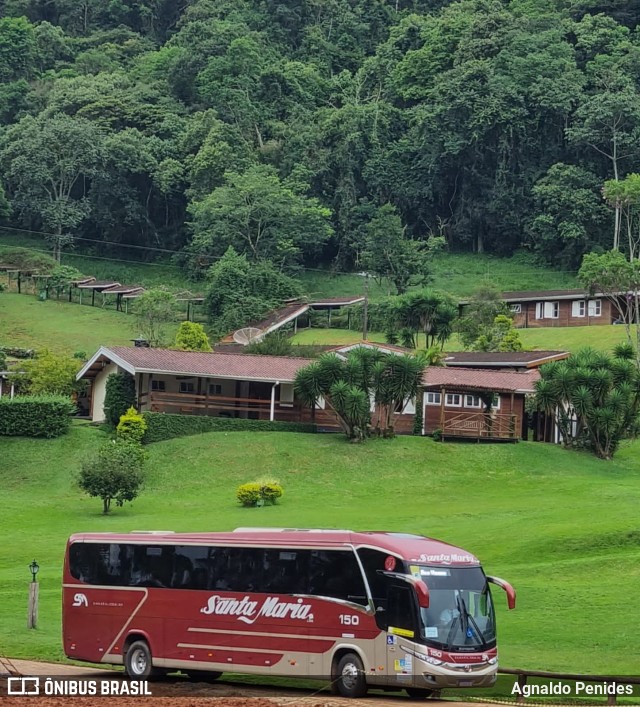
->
[406,687,435,699]
[336,652,368,698]
[188,670,223,682]
[124,640,158,679]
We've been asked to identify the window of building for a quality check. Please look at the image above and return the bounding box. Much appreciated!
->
[571,300,586,317]
[464,395,482,408]
[445,393,462,407]
[151,380,165,392]
[208,383,222,396]
[588,299,602,317]
[536,301,559,319]
[509,304,522,314]
[425,392,441,405]
[179,381,195,394]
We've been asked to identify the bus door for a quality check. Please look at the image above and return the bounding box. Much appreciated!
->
[384,583,419,682]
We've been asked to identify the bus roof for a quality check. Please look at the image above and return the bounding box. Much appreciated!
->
[68,528,480,566]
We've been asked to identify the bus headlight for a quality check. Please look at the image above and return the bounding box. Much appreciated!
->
[488,657,497,665]
[424,656,443,666]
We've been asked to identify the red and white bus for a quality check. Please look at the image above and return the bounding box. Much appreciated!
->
[63,528,515,699]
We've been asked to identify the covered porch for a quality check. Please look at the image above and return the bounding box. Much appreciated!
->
[422,367,540,442]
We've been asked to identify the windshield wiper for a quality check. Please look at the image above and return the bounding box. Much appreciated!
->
[457,592,487,645]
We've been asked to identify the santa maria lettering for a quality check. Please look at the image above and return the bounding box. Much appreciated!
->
[200,595,315,624]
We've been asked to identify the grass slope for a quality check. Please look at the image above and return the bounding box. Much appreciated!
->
[291,324,636,354]
[1,424,639,678]
[1,232,576,300]
[0,293,136,354]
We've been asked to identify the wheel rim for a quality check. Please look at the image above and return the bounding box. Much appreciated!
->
[130,648,147,676]
[341,662,359,690]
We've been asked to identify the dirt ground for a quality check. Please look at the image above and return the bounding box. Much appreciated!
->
[0,659,496,707]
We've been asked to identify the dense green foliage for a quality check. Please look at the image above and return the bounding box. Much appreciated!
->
[535,347,640,459]
[0,394,75,437]
[204,247,302,336]
[103,371,136,427]
[4,0,640,272]
[142,411,316,442]
[78,439,146,513]
[294,347,423,440]
[19,349,81,395]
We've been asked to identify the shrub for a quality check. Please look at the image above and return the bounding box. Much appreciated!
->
[0,395,76,437]
[256,477,284,504]
[432,427,443,442]
[79,441,146,513]
[175,321,212,352]
[142,412,315,443]
[0,346,36,359]
[73,351,87,360]
[236,478,284,507]
[20,349,81,395]
[413,404,424,436]
[104,373,136,427]
[116,407,147,444]
[236,482,262,507]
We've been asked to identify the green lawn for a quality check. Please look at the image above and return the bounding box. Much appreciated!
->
[300,252,578,301]
[1,232,577,301]
[0,292,136,354]
[291,325,636,354]
[2,423,640,681]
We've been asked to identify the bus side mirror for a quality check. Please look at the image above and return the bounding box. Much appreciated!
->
[414,580,430,609]
[487,576,516,610]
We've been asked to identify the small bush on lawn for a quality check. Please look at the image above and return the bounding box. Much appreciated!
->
[256,476,284,504]
[116,407,147,444]
[79,441,146,514]
[237,478,284,507]
[236,482,262,507]
[0,395,75,437]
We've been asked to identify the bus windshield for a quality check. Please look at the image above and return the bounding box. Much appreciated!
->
[415,566,496,651]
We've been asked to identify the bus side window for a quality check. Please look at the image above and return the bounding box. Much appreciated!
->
[308,551,367,605]
[386,584,418,633]
[356,548,390,609]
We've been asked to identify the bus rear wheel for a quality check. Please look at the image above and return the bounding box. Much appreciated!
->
[124,640,159,679]
[406,687,435,699]
[335,652,368,698]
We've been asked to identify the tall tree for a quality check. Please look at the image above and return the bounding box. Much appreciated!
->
[535,347,640,460]
[0,114,105,260]
[361,203,443,294]
[188,164,332,267]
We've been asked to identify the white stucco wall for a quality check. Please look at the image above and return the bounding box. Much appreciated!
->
[91,362,119,422]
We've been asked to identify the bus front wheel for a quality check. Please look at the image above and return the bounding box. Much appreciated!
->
[336,652,368,698]
[125,640,158,679]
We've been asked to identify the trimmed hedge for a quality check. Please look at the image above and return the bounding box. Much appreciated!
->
[0,395,76,437]
[0,346,36,359]
[142,412,316,443]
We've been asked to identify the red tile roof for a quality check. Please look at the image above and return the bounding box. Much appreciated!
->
[309,296,365,307]
[442,350,569,368]
[76,280,121,290]
[100,346,314,382]
[422,366,539,393]
[329,341,413,355]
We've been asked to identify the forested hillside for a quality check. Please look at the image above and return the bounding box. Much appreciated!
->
[0,0,638,277]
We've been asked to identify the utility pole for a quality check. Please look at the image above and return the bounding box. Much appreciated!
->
[362,273,369,341]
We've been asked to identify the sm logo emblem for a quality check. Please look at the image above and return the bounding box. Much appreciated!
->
[72,593,88,607]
